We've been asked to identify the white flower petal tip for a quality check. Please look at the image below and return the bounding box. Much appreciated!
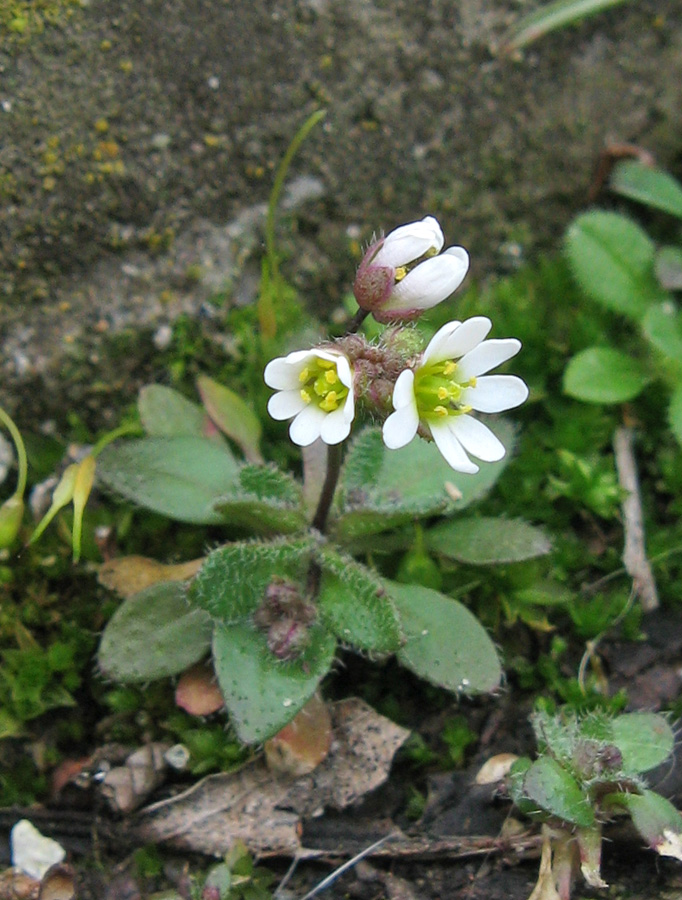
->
[382,317,528,473]
[264,347,356,446]
[353,216,468,321]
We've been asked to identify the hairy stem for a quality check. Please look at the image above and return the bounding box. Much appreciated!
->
[311,442,343,534]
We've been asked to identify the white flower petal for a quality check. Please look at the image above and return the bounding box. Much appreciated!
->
[434,316,492,363]
[289,404,327,447]
[430,421,480,473]
[463,375,529,413]
[392,368,416,409]
[457,338,522,379]
[383,405,420,449]
[449,415,506,462]
[373,217,444,268]
[389,251,469,312]
[320,404,353,444]
[267,390,308,420]
[421,320,463,365]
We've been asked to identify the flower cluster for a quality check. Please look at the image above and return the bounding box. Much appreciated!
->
[264,217,528,474]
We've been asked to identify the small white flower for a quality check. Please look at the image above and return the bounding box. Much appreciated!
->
[264,347,355,446]
[354,216,469,323]
[382,317,529,473]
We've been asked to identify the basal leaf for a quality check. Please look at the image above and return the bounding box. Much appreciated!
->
[138,384,213,439]
[612,712,674,774]
[98,581,213,682]
[656,246,682,291]
[642,302,682,364]
[617,790,682,859]
[189,537,316,622]
[97,436,240,524]
[610,160,682,220]
[522,756,594,827]
[563,347,649,403]
[214,465,306,534]
[427,516,551,565]
[389,580,501,695]
[565,211,663,319]
[196,375,263,463]
[668,383,682,448]
[317,548,402,653]
[212,621,336,744]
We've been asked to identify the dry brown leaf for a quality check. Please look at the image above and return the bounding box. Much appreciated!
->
[101,743,170,814]
[264,692,332,777]
[175,662,225,716]
[136,698,410,857]
[38,865,75,900]
[98,555,203,598]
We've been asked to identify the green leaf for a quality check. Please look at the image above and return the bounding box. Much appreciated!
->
[196,375,263,463]
[138,384,212,439]
[612,712,674,773]
[610,160,682,220]
[656,246,682,291]
[334,421,515,539]
[564,210,663,319]
[427,517,551,565]
[668,383,682,448]
[522,756,595,827]
[317,549,402,653]
[389,580,501,695]
[97,436,240,524]
[98,581,213,682]
[212,621,336,744]
[617,790,682,856]
[214,465,307,535]
[642,302,682,363]
[189,537,316,622]
[563,347,649,403]
[499,0,632,54]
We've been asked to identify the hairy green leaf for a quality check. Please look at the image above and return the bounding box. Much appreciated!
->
[565,211,663,319]
[212,621,336,744]
[389,581,501,694]
[98,582,213,682]
[97,436,240,524]
[563,347,649,403]
[617,790,682,858]
[612,712,674,773]
[668,383,682,448]
[642,302,682,364]
[522,756,594,826]
[427,517,551,565]
[138,384,212,439]
[610,160,682,220]
[196,375,263,463]
[214,465,306,534]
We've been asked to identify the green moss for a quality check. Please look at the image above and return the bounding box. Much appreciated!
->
[0,0,84,44]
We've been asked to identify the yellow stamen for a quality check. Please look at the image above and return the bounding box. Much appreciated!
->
[300,389,311,403]
[317,358,335,369]
[443,360,456,376]
[299,367,310,382]
[437,386,449,400]
[325,369,337,385]
[434,405,448,417]
[319,392,339,412]
[394,266,407,282]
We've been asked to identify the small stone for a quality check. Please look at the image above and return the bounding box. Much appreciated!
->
[153,324,173,349]
[10,819,66,880]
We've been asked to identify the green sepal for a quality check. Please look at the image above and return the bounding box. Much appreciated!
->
[427,516,552,565]
[98,581,213,682]
[213,464,306,535]
[97,436,240,524]
[317,548,402,654]
[521,756,595,827]
[188,536,317,622]
[212,621,336,744]
[389,580,501,695]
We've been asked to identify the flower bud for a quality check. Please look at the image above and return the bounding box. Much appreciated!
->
[0,496,24,549]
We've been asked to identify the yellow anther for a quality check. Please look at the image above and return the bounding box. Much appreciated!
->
[299,367,310,382]
[300,389,311,403]
[443,360,456,376]
[325,369,337,385]
[394,266,407,282]
[434,405,449,418]
[319,392,339,412]
[316,358,334,369]
[467,376,477,388]
[437,386,449,400]
[460,404,472,414]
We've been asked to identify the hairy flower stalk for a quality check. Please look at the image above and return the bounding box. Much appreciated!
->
[265,347,355,446]
[383,317,529,473]
[353,216,469,323]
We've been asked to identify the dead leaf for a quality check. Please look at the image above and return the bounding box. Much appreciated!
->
[264,692,332,777]
[98,556,203,598]
[101,743,169,814]
[175,662,225,716]
[475,753,518,785]
[38,865,75,900]
[136,698,410,857]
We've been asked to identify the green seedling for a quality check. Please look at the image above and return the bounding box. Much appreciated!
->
[509,707,682,899]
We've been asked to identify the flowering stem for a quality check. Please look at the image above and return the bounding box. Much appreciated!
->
[311,442,343,534]
[347,308,369,334]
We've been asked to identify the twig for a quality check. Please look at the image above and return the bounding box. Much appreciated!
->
[613,426,658,612]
